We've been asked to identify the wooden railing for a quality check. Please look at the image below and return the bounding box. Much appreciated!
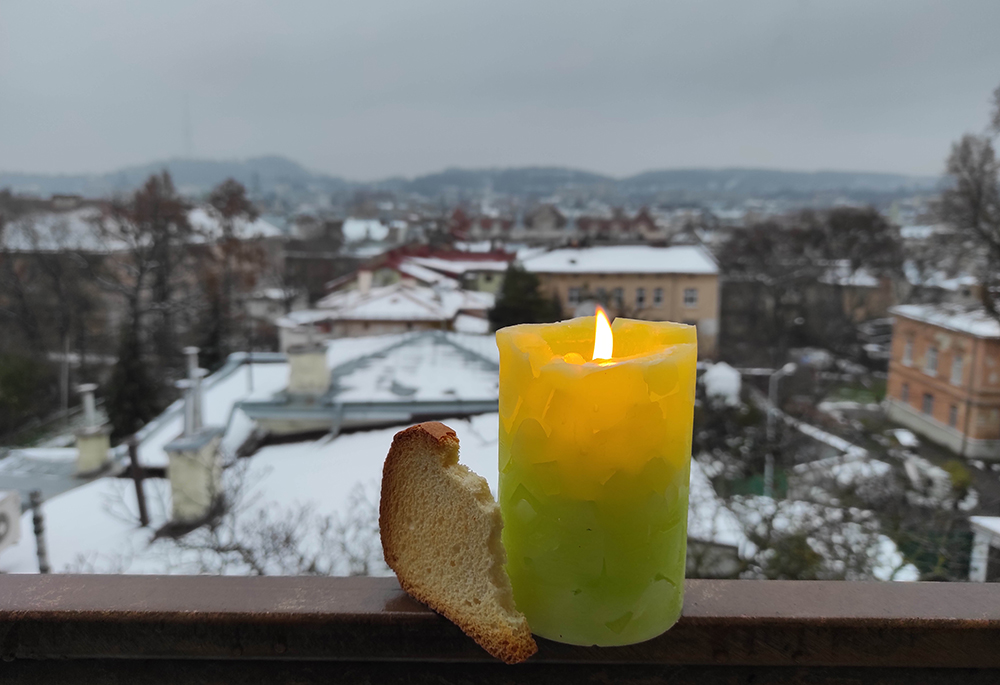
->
[0,575,997,683]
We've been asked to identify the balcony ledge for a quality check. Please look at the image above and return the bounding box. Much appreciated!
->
[0,575,997,683]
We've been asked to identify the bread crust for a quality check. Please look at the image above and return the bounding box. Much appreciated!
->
[380,422,537,664]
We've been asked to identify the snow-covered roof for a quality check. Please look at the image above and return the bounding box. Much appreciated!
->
[903,261,978,291]
[333,335,498,403]
[407,256,510,276]
[970,516,1000,538]
[522,245,718,275]
[453,313,490,335]
[890,303,1000,338]
[187,207,283,240]
[396,260,459,287]
[124,336,420,469]
[819,263,882,288]
[899,224,944,240]
[1,206,283,255]
[342,218,389,243]
[282,282,493,325]
[0,208,133,253]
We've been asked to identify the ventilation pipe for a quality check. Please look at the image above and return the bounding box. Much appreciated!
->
[75,383,111,475]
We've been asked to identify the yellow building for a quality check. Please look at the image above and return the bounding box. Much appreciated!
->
[523,245,720,357]
[886,303,1000,458]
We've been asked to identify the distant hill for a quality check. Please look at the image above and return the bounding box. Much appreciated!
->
[0,156,941,202]
[0,156,350,198]
[618,168,941,197]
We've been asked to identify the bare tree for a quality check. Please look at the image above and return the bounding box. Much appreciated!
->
[938,84,1000,318]
[99,174,192,437]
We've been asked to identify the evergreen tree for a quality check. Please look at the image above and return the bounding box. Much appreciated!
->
[488,264,562,330]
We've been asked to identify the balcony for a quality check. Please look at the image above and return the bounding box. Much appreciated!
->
[0,575,997,683]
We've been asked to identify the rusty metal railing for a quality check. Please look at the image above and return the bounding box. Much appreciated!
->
[0,575,997,683]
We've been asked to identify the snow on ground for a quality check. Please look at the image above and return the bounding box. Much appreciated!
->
[789,418,868,459]
[732,496,919,581]
[689,458,750,552]
[890,428,920,448]
[702,362,741,406]
[0,476,172,574]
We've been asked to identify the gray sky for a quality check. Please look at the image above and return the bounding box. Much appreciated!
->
[2,0,998,179]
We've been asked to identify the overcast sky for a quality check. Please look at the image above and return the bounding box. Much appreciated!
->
[2,1,998,179]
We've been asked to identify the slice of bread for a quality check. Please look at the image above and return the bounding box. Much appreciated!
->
[380,421,537,664]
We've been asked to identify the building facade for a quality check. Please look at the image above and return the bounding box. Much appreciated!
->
[885,304,1000,459]
[523,245,720,357]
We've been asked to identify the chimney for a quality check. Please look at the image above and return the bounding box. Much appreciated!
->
[164,425,224,523]
[183,347,203,426]
[75,383,111,475]
[165,358,222,523]
[286,325,330,397]
[176,379,195,435]
[358,269,373,295]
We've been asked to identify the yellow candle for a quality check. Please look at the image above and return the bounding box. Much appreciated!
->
[496,312,696,646]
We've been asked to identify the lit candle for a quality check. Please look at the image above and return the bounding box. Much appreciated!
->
[496,310,696,646]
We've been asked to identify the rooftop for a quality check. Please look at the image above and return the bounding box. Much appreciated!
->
[890,303,1000,339]
[522,245,718,275]
[280,282,493,325]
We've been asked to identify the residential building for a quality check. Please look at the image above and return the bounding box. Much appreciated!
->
[324,246,515,296]
[276,280,494,349]
[522,245,720,356]
[886,304,1000,459]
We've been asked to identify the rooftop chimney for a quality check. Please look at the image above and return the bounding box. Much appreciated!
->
[287,325,330,398]
[358,269,373,296]
[184,347,203,427]
[165,362,222,524]
[75,383,111,475]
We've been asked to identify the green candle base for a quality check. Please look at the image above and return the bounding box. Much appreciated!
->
[501,459,690,646]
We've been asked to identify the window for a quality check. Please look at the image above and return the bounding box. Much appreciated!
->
[925,347,938,376]
[612,287,623,307]
[653,287,663,306]
[951,355,963,385]
[902,338,913,366]
[568,287,581,305]
[949,405,958,428]
[484,273,494,283]
[595,287,607,303]
[683,288,698,308]
[636,287,646,308]
[922,393,934,416]
[901,382,909,403]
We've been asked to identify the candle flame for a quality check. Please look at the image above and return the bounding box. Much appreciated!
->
[592,306,613,360]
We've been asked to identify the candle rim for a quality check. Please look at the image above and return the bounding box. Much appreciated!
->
[496,315,697,365]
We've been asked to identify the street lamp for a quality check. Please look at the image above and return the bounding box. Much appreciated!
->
[764,362,797,498]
